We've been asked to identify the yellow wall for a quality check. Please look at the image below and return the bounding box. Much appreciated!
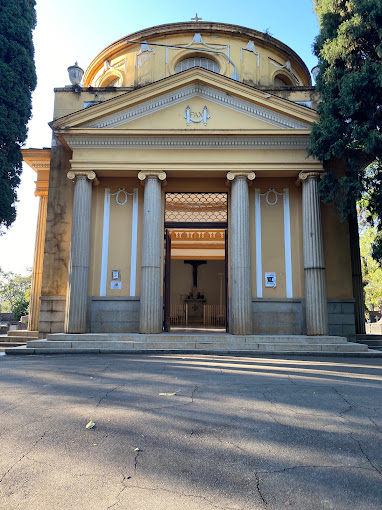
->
[88,178,143,297]
[84,25,311,90]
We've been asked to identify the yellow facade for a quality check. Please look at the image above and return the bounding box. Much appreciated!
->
[23,22,356,338]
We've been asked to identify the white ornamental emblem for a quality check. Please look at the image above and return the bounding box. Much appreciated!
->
[184,105,210,126]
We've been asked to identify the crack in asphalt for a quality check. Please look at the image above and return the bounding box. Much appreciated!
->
[96,384,125,408]
[348,433,382,477]
[134,450,141,473]
[255,473,267,506]
[258,464,375,475]
[135,384,199,412]
[106,472,131,510]
[191,384,198,403]
[121,484,240,510]
[0,430,47,483]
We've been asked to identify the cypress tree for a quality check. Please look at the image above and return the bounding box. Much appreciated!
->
[0,0,37,232]
[309,0,382,261]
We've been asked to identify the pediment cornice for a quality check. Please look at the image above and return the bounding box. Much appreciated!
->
[50,68,318,131]
[80,83,309,130]
[63,134,310,150]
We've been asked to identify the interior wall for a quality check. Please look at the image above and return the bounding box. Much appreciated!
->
[170,259,225,305]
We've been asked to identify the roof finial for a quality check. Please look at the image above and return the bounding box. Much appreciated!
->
[191,13,202,22]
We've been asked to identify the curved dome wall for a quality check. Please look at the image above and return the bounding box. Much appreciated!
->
[83,22,312,89]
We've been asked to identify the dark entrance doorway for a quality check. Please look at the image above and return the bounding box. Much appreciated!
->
[163,192,228,332]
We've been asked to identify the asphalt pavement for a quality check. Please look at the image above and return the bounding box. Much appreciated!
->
[0,353,381,510]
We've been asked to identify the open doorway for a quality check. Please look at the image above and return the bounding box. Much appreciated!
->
[163,192,228,332]
[164,229,227,332]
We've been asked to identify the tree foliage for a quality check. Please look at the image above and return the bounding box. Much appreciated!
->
[309,0,382,261]
[0,267,31,320]
[0,0,37,232]
[360,226,382,312]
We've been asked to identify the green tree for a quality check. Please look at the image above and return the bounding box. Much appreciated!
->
[0,0,37,232]
[0,267,32,319]
[309,0,382,261]
[360,226,382,313]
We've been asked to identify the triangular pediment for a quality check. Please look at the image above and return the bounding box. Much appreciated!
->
[80,83,310,130]
[51,68,317,135]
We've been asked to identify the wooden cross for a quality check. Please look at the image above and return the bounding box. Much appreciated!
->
[191,13,202,22]
[184,260,206,288]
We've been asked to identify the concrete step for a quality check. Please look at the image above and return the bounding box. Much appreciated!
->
[356,334,382,348]
[0,342,28,348]
[46,333,349,345]
[24,339,368,352]
[0,335,28,344]
[5,333,374,356]
[7,330,38,338]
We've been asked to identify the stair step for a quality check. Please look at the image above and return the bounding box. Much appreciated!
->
[0,342,27,348]
[46,333,349,345]
[0,336,28,343]
[7,330,38,338]
[25,339,368,352]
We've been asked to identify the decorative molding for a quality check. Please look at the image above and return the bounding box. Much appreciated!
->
[283,188,293,298]
[100,188,110,296]
[130,188,139,297]
[240,41,260,67]
[34,189,49,198]
[138,171,167,182]
[67,170,100,185]
[226,171,256,181]
[255,188,262,298]
[260,188,284,205]
[135,43,155,68]
[81,83,310,130]
[64,134,310,150]
[166,33,230,64]
[29,163,50,169]
[110,188,134,205]
[270,59,300,85]
[184,105,210,126]
[298,171,322,180]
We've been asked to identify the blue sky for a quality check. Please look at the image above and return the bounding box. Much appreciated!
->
[0,0,320,273]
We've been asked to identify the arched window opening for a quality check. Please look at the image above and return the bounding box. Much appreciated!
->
[101,75,122,87]
[175,57,220,74]
[273,73,294,87]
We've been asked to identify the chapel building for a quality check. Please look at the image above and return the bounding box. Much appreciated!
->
[22,21,362,345]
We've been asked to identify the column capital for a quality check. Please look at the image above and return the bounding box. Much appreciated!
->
[67,170,99,185]
[226,171,256,181]
[138,171,167,183]
[298,171,322,181]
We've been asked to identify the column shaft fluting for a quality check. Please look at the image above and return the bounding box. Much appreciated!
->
[29,193,48,332]
[65,176,93,333]
[139,176,163,333]
[301,174,328,335]
[230,176,253,335]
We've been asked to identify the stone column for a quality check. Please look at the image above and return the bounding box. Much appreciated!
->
[28,190,48,332]
[299,171,328,336]
[64,171,98,334]
[227,171,255,335]
[138,171,166,334]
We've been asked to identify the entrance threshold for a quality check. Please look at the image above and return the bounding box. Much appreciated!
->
[170,326,226,335]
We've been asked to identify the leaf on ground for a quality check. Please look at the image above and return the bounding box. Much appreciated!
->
[159,392,177,396]
[86,420,96,429]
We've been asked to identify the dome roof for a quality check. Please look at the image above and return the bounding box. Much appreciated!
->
[83,22,312,89]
